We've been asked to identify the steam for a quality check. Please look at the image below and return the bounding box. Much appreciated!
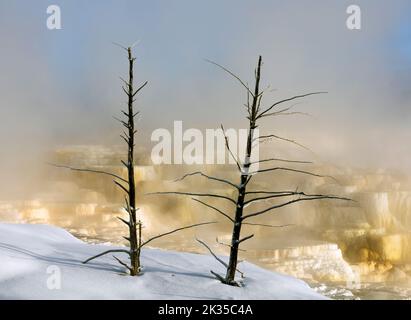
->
[1,1,411,198]
[1,1,411,271]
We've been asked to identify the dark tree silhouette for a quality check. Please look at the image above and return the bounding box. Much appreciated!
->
[151,55,352,286]
[51,44,215,276]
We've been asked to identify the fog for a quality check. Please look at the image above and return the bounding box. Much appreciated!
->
[1,1,411,188]
[0,0,410,231]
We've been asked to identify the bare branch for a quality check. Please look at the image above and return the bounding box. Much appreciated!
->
[216,237,246,252]
[250,158,313,165]
[210,270,227,283]
[121,160,129,169]
[243,195,353,220]
[196,238,228,268]
[122,86,130,96]
[117,216,130,227]
[112,41,128,51]
[119,77,130,88]
[196,238,245,279]
[191,198,234,222]
[256,91,263,114]
[245,191,343,205]
[147,191,236,205]
[246,190,298,195]
[255,134,311,152]
[113,116,129,128]
[243,222,294,228]
[263,111,311,118]
[121,110,130,117]
[247,167,337,182]
[114,180,129,194]
[120,135,128,145]
[121,130,130,140]
[204,59,254,97]
[245,83,251,116]
[257,92,327,119]
[221,124,242,172]
[258,102,307,118]
[132,81,148,97]
[244,192,297,205]
[124,196,131,215]
[48,163,128,184]
[174,171,239,189]
[261,105,294,116]
[83,249,130,264]
[141,222,217,248]
[238,234,254,244]
[113,255,132,272]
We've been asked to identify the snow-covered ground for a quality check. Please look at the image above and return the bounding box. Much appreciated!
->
[0,223,325,300]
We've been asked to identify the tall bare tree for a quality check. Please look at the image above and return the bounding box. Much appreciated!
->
[51,44,215,276]
[152,55,351,285]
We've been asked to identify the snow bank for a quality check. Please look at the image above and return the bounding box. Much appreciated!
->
[0,223,325,300]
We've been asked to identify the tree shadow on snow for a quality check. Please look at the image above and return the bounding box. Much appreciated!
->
[0,242,123,273]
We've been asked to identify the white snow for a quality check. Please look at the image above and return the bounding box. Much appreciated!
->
[0,223,326,300]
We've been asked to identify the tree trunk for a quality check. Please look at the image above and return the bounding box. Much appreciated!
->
[126,47,139,276]
[225,175,246,283]
[225,56,262,284]
[225,125,254,284]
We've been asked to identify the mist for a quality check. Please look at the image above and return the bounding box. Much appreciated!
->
[1,0,411,194]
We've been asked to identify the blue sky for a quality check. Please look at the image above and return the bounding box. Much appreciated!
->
[0,0,410,169]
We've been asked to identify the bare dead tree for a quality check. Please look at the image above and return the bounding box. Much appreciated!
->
[151,56,352,286]
[50,44,215,276]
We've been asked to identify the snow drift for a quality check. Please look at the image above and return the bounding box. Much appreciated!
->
[0,223,325,300]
